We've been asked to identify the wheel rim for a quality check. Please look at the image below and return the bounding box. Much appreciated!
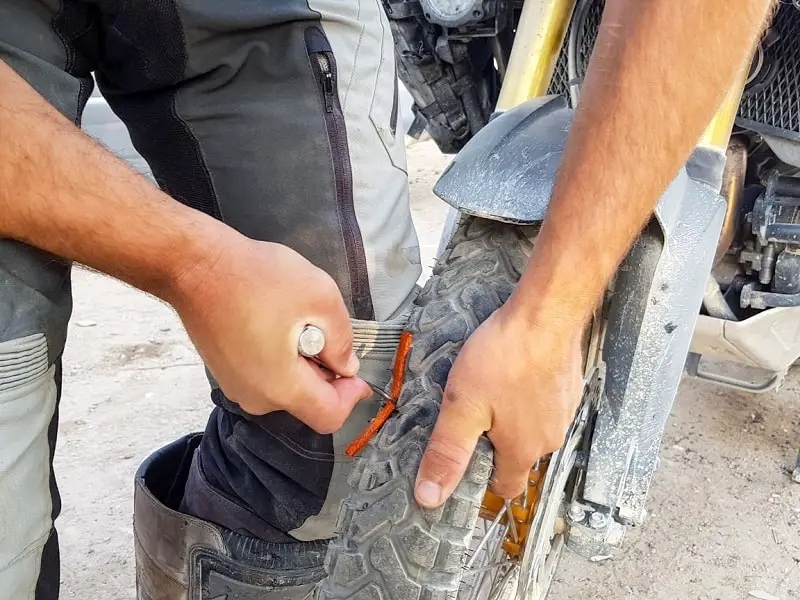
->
[458,367,603,600]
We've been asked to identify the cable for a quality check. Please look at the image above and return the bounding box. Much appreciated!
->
[567,0,595,107]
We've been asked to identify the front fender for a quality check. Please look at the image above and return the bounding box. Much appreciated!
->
[433,96,571,224]
[585,174,726,524]
[434,95,726,227]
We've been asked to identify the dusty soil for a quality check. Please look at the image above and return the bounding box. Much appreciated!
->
[57,141,800,599]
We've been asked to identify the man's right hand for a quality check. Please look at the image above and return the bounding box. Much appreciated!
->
[167,231,372,433]
[1,61,369,434]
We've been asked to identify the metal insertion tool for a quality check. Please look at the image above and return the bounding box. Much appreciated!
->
[297,324,394,403]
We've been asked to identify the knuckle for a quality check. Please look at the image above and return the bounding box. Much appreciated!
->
[333,332,353,358]
[511,453,535,473]
[443,385,487,421]
[309,415,336,435]
[320,274,343,303]
[443,384,469,405]
[314,423,337,435]
[238,400,267,416]
[490,479,525,499]
[490,432,532,465]
[542,427,569,453]
[330,412,348,432]
[493,448,528,473]
[306,270,338,305]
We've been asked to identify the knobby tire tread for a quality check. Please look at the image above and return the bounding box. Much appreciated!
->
[320,218,534,600]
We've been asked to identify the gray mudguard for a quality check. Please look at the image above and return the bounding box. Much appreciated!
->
[434,95,727,525]
[585,166,726,525]
[433,96,571,224]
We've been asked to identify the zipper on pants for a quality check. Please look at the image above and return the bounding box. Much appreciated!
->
[390,70,398,137]
[307,35,375,320]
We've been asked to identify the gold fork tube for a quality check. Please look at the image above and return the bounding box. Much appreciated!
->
[698,63,750,152]
[496,0,578,111]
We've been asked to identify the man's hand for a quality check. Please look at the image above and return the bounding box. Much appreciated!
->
[415,303,583,507]
[0,60,370,434]
[170,233,372,433]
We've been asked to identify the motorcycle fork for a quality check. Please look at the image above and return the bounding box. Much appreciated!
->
[496,0,577,111]
[478,0,756,544]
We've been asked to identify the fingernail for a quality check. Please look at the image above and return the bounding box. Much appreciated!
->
[346,353,360,374]
[415,480,442,507]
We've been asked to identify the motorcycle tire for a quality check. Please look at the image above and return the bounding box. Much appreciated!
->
[319,216,535,600]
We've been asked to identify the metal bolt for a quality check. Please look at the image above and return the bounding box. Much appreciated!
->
[568,504,585,522]
[298,325,326,357]
[589,511,608,529]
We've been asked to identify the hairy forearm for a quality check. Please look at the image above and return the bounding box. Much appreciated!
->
[0,61,229,301]
[511,0,773,323]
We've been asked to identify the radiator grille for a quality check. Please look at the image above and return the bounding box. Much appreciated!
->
[547,1,800,141]
[546,0,604,99]
[738,5,800,140]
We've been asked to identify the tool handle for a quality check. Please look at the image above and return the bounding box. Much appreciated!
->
[298,325,326,357]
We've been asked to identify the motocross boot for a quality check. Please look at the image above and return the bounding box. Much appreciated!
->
[134,434,327,600]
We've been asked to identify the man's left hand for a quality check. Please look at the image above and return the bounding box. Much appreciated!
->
[413,302,585,508]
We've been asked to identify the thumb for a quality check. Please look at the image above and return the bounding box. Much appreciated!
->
[415,388,489,508]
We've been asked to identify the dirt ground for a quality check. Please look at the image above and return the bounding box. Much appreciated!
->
[57,141,800,599]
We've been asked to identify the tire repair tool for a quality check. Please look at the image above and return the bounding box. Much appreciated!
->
[297,324,413,456]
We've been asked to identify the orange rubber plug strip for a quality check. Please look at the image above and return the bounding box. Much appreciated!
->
[345,331,413,457]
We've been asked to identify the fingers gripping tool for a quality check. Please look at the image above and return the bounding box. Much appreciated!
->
[297,325,394,402]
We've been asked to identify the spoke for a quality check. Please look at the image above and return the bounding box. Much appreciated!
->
[465,505,507,569]
[504,499,519,544]
[485,525,510,593]
[468,524,507,600]
[488,563,517,600]
[465,560,516,576]
[463,521,484,566]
